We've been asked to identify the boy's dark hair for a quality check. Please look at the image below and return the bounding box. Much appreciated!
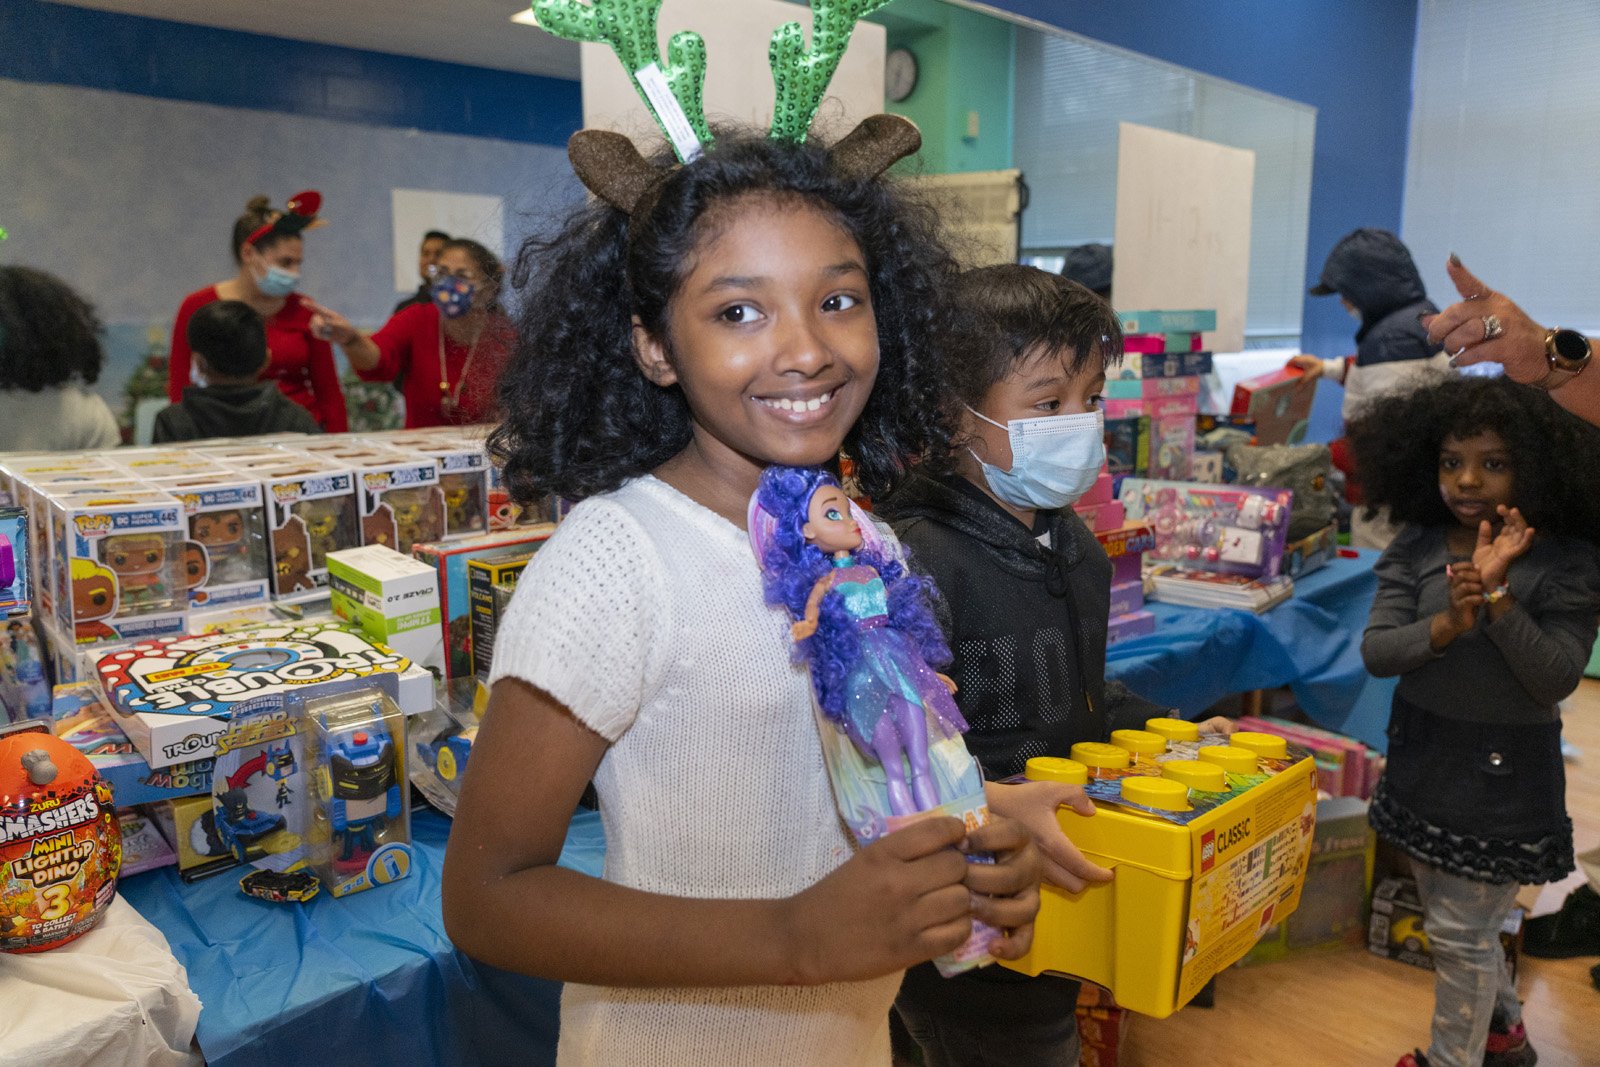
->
[423,230,451,244]
[490,128,961,504]
[945,264,1123,408]
[0,266,105,391]
[187,300,268,381]
[1348,374,1600,544]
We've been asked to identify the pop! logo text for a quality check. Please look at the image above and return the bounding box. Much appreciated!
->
[73,514,112,537]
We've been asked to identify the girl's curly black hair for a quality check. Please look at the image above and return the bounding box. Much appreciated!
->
[1348,373,1600,544]
[0,266,106,391]
[489,128,960,505]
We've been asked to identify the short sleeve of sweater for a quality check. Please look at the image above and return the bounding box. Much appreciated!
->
[487,499,669,742]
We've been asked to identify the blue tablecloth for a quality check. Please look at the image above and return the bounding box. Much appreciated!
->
[122,553,1391,1065]
[120,807,604,1067]
[1106,549,1395,750]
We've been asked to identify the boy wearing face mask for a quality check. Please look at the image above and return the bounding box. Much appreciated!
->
[879,265,1229,1066]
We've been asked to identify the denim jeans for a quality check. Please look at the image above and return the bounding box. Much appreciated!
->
[1412,862,1523,1067]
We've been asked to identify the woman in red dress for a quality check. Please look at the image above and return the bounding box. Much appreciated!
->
[168,192,348,432]
[311,239,512,429]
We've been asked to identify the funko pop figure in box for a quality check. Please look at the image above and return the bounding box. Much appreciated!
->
[101,534,171,608]
[327,722,401,872]
[70,559,119,642]
[189,509,260,584]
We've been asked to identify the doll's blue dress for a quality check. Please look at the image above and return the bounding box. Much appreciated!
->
[830,557,968,752]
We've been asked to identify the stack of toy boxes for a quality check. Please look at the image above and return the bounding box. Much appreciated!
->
[411,527,557,713]
[221,455,360,602]
[1235,716,1381,800]
[292,442,444,555]
[373,433,491,540]
[1106,310,1217,480]
[1096,520,1156,645]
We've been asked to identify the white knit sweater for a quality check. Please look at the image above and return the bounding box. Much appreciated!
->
[489,476,899,1066]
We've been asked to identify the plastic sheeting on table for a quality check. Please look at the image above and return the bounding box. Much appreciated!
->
[121,806,605,1067]
[0,895,203,1067]
[1106,550,1396,750]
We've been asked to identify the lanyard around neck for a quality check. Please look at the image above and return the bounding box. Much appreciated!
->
[437,314,485,416]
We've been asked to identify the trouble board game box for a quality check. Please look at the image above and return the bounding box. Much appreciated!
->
[95,622,433,768]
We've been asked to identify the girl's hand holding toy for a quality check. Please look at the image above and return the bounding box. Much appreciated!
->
[988,779,1113,894]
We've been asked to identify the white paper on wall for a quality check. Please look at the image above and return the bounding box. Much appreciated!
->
[579,0,885,147]
[1112,123,1255,354]
[390,190,506,293]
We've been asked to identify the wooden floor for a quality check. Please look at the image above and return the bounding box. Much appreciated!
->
[1121,679,1600,1067]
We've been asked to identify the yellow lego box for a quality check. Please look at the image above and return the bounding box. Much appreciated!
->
[1000,721,1318,1018]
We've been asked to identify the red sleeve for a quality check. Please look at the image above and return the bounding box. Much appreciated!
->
[358,303,426,383]
[307,334,348,433]
[168,288,216,403]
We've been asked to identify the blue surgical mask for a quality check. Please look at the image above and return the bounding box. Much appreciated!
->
[256,264,300,298]
[967,407,1106,510]
[432,276,476,319]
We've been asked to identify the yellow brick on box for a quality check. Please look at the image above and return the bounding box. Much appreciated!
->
[1001,724,1318,1017]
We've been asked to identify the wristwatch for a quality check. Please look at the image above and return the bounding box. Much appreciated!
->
[1533,328,1591,390]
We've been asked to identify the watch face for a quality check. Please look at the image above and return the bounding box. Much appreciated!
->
[1552,329,1590,366]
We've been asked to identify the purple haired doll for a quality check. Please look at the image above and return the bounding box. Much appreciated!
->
[749,465,968,816]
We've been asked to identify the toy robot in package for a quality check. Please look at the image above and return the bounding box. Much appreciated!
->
[0,723,122,952]
[305,689,411,897]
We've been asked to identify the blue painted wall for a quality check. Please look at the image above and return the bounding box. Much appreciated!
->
[980,0,1421,360]
[0,0,580,146]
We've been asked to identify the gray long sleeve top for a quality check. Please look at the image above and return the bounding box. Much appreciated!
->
[1361,525,1600,724]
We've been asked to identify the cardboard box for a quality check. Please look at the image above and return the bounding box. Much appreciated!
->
[1104,415,1148,476]
[1073,500,1126,534]
[1103,393,1200,422]
[327,544,444,681]
[1119,481,1293,581]
[1109,351,1214,381]
[1105,375,1202,401]
[148,472,273,610]
[411,527,555,707]
[1368,876,1523,976]
[1283,524,1339,580]
[467,556,531,682]
[47,487,189,646]
[96,622,434,768]
[247,459,360,601]
[1241,796,1374,965]
[1106,609,1156,646]
[53,689,215,807]
[1116,309,1218,335]
[1189,451,1224,484]
[1231,367,1317,447]
[1078,468,1116,507]
[1108,579,1144,619]
[153,793,241,881]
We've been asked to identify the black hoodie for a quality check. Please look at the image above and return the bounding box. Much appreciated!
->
[153,383,322,443]
[879,471,1162,781]
[1311,228,1439,368]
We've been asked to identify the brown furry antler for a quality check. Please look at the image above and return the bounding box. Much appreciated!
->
[830,113,922,180]
[568,129,670,214]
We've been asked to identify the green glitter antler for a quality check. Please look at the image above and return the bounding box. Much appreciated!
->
[531,0,711,161]
[768,0,894,144]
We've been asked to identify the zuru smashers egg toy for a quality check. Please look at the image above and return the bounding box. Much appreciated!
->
[0,729,122,952]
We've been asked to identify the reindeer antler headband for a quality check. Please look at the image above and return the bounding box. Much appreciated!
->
[530,0,921,213]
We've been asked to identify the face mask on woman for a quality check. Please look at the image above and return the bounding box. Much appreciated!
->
[249,250,300,298]
[432,275,477,319]
[966,407,1106,510]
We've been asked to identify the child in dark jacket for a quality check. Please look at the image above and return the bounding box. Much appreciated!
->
[880,265,1231,1065]
[153,299,321,443]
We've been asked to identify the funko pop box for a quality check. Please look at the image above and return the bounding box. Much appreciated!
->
[239,459,360,601]
[47,487,190,647]
[95,621,434,769]
[148,472,273,611]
